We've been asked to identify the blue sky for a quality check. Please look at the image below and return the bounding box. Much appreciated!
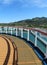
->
[0,0,47,23]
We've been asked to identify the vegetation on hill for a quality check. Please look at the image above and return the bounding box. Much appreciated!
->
[0,17,47,28]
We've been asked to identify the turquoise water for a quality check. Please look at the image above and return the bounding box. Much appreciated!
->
[37,32,47,42]
[40,36,47,42]
[12,30,16,35]
[29,31,35,44]
[7,31,11,34]
[18,30,21,36]
[23,31,27,39]
[12,31,16,35]
[37,38,46,53]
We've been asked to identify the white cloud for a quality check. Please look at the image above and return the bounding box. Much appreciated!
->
[15,0,47,8]
[3,0,11,4]
[3,0,14,4]
[33,0,47,7]
[0,0,47,8]
[0,0,15,4]
[21,0,47,8]
[25,0,47,8]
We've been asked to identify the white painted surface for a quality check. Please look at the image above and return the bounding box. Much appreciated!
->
[11,27,12,35]
[45,45,47,58]
[16,28,18,36]
[6,27,7,34]
[35,31,37,46]
[21,28,23,38]
[27,29,29,41]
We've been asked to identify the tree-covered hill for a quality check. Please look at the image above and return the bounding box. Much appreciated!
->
[0,17,47,28]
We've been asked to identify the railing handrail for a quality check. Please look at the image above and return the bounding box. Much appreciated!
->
[0,26,47,35]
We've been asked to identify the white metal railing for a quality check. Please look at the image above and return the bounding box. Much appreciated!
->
[0,26,47,58]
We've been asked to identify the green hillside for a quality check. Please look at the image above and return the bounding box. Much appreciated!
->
[0,17,47,28]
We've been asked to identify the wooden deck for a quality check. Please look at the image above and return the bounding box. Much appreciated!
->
[6,35,43,65]
[0,35,17,65]
[0,37,7,65]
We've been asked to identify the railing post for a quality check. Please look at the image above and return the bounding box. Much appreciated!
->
[45,45,47,58]
[0,27,2,34]
[6,27,7,34]
[1,27,2,34]
[21,28,23,38]
[27,29,29,41]
[0,27,1,33]
[16,28,18,36]
[35,31,37,46]
[11,27,12,35]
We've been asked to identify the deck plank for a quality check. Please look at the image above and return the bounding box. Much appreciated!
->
[7,35,43,65]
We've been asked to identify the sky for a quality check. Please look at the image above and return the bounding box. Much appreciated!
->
[0,0,47,23]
